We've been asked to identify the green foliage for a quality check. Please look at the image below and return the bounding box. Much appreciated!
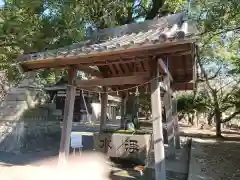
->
[0,0,188,83]
[0,0,85,82]
[138,92,151,114]
[0,0,239,133]
[187,0,240,131]
[177,92,210,115]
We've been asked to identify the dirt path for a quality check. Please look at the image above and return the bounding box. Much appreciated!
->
[180,124,240,180]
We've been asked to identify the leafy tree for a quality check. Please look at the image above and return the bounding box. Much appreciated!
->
[190,0,240,136]
[0,0,189,83]
[0,0,85,83]
[177,92,210,125]
[0,0,239,137]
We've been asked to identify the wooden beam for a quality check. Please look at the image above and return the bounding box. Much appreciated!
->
[76,65,102,77]
[75,74,149,87]
[150,59,166,180]
[78,86,103,92]
[100,87,108,132]
[172,82,195,90]
[109,71,149,78]
[58,67,77,163]
[158,58,173,81]
[20,43,192,71]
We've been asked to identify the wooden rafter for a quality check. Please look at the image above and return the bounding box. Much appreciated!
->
[114,64,123,75]
[75,74,150,87]
[120,63,128,73]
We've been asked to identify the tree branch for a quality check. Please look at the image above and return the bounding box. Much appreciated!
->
[145,0,166,20]
[196,47,215,93]
[197,66,221,83]
[221,82,240,104]
[201,26,240,49]
[200,26,240,37]
[216,79,238,93]
[222,110,240,123]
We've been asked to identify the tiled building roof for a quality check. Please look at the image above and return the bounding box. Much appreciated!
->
[19,13,197,62]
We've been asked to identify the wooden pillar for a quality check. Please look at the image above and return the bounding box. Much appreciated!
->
[150,59,166,180]
[163,75,175,157]
[109,106,111,120]
[173,99,181,149]
[100,87,108,132]
[113,106,116,121]
[58,67,77,163]
[120,93,127,128]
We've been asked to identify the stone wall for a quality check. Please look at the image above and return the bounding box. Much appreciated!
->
[22,121,61,152]
[0,121,24,153]
[0,120,61,153]
[0,78,61,153]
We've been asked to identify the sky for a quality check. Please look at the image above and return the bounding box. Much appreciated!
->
[0,0,4,7]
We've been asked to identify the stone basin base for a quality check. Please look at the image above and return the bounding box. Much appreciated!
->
[93,132,151,165]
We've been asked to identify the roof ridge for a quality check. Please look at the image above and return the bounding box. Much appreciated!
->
[89,13,185,41]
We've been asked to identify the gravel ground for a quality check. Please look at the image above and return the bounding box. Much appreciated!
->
[189,138,240,180]
[181,123,240,180]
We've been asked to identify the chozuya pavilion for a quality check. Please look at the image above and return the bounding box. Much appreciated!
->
[17,13,197,180]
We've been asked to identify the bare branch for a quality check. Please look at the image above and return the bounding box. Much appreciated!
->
[216,79,239,93]
[197,67,221,82]
[222,110,240,123]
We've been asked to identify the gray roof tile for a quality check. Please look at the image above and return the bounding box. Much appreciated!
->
[19,13,197,62]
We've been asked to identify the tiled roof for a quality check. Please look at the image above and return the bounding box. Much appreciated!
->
[19,13,197,62]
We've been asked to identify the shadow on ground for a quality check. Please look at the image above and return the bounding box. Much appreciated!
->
[0,149,58,166]
[0,135,95,166]
[189,138,240,180]
[179,131,240,142]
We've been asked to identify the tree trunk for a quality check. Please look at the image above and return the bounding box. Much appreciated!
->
[196,112,199,127]
[207,111,214,126]
[215,110,222,137]
[187,113,193,125]
[191,112,195,126]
